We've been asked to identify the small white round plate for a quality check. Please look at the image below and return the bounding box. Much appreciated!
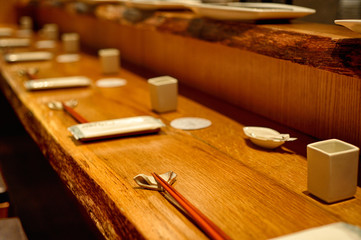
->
[243,126,284,149]
[96,78,127,88]
[56,54,80,63]
[36,40,56,49]
[170,117,212,130]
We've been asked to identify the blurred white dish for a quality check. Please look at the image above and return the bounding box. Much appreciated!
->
[186,2,315,20]
[335,19,361,34]
[243,126,296,149]
[0,28,13,37]
[96,78,127,88]
[126,0,199,10]
[0,38,30,48]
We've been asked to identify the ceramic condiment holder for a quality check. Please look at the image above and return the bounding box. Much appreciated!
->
[98,48,120,74]
[62,33,79,53]
[42,24,59,40]
[19,16,32,30]
[148,76,178,113]
[307,139,359,203]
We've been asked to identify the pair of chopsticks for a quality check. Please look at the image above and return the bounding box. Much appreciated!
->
[152,173,231,240]
[61,102,89,124]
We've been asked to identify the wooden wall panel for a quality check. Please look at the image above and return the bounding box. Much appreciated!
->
[35,6,361,149]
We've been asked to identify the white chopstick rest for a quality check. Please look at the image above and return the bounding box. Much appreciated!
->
[148,76,178,113]
[68,116,165,141]
[24,76,91,90]
[134,171,177,190]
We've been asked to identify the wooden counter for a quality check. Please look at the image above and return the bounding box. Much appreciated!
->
[31,3,361,151]
[1,24,361,239]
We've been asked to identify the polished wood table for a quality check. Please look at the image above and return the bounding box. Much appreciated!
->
[0,25,360,240]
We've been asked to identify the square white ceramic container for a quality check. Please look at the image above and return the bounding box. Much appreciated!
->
[307,139,359,203]
[20,16,32,30]
[42,24,58,40]
[62,33,79,53]
[148,76,178,113]
[98,48,120,74]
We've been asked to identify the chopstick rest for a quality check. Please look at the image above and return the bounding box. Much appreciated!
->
[133,171,177,190]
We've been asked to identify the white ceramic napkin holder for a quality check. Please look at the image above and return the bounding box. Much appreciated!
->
[148,76,178,113]
[307,139,359,203]
[62,33,79,53]
[98,48,120,74]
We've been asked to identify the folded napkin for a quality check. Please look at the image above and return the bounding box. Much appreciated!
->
[134,171,177,190]
[270,222,361,240]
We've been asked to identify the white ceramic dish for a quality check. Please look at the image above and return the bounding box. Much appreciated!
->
[5,51,53,63]
[335,19,361,34]
[80,0,128,4]
[68,116,165,141]
[24,76,91,90]
[186,2,315,21]
[243,126,295,149]
[0,28,13,37]
[126,0,199,10]
[0,38,30,48]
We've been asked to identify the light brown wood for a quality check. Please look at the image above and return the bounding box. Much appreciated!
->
[32,4,361,151]
[0,23,361,240]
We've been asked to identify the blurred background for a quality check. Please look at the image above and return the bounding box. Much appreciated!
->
[0,0,361,25]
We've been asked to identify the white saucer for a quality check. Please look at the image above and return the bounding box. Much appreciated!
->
[243,126,286,149]
[96,78,127,88]
[170,117,211,130]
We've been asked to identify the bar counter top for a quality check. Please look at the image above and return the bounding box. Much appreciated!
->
[29,3,361,152]
[1,22,361,239]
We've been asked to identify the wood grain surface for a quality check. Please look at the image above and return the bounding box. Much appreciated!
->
[32,5,361,153]
[0,23,361,240]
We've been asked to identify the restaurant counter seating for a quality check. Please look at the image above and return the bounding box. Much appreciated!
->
[0,1,360,240]
[0,169,28,240]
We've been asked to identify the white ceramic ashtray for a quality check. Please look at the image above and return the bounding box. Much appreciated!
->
[243,126,297,149]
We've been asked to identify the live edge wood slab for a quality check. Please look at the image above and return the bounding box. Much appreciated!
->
[33,4,361,151]
[0,24,361,240]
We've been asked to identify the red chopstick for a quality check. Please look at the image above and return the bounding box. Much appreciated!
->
[61,102,89,124]
[152,172,231,240]
[26,72,37,80]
